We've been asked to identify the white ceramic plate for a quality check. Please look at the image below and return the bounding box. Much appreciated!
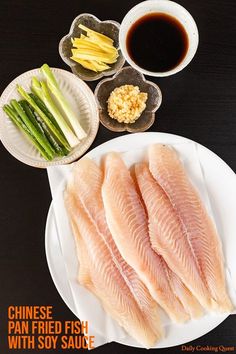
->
[45,132,236,348]
[0,68,99,168]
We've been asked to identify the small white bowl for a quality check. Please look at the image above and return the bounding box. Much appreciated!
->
[119,0,199,77]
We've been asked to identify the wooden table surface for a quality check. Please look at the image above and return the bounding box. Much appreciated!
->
[0,0,236,353]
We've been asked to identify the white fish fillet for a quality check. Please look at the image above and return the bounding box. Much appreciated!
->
[72,158,163,340]
[64,159,162,348]
[148,144,233,312]
[135,162,205,317]
[102,152,194,323]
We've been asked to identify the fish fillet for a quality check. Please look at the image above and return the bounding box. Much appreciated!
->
[64,160,161,348]
[148,144,233,312]
[102,152,191,323]
[72,158,163,341]
[135,162,205,317]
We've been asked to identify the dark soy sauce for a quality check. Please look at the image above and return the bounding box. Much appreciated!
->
[126,13,189,72]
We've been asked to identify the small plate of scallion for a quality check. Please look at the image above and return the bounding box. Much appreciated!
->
[0,64,99,168]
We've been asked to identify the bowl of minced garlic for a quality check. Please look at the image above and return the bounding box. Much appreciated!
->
[107,85,148,124]
[95,66,162,132]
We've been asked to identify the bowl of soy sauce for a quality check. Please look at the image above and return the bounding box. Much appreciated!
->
[119,0,199,77]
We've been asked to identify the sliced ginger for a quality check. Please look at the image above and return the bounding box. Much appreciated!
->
[70,24,119,72]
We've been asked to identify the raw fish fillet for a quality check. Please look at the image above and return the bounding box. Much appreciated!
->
[64,159,161,348]
[72,158,162,341]
[148,144,233,312]
[102,152,193,323]
[135,162,205,317]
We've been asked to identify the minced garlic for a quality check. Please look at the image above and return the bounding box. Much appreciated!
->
[107,85,148,124]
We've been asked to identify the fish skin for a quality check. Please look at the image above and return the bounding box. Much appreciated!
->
[102,152,190,323]
[64,159,161,348]
[148,144,233,313]
[135,162,204,318]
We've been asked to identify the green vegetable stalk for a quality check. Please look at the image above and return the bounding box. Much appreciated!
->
[29,92,64,135]
[10,99,55,159]
[34,111,69,156]
[31,77,79,148]
[17,85,70,151]
[20,100,67,156]
[19,100,47,136]
[41,64,87,140]
[3,104,51,161]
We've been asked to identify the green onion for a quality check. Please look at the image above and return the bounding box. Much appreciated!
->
[41,64,87,140]
[19,100,47,136]
[3,104,51,161]
[31,77,79,148]
[10,99,55,159]
[17,85,71,151]
[20,100,67,156]
[29,92,64,135]
[34,111,69,156]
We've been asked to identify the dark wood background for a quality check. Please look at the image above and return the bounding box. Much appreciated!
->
[0,0,236,353]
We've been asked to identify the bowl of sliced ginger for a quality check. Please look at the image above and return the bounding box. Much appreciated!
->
[59,13,125,81]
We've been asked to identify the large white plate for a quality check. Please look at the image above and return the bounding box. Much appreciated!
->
[45,132,236,348]
[0,68,99,168]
